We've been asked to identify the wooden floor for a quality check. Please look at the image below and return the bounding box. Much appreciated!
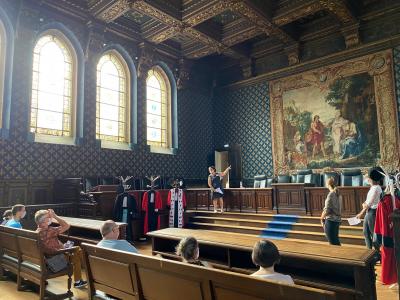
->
[0,240,397,300]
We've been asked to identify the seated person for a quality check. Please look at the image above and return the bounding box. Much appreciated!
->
[176,236,210,267]
[97,220,138,253]
[251,240,294,285]
[35,209,87,288]
[1,209,12,225]
[5,204,26,228]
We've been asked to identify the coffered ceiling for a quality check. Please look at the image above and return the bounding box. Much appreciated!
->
[42,0,400,65]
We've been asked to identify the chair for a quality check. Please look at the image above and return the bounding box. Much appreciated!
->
[100,177,114,185]
[85,177,99,192]
[16,229,75,300]
[340,169,363,186]
[0,226,20,278]
[321,172,340,187]
[277,175,291,183]
[254,175,266,188]
[296,169,321,186]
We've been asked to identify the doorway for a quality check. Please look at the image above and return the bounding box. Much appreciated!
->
[214,144,242,188]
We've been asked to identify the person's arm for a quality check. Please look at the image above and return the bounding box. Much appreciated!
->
[356,187,380,219]
[320,193,331,226]
[221,166,231,177]
[49,209,70,233]
[208,176,214,192]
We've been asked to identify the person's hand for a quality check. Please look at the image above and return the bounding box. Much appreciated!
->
[356,213,362,220]
[48,209,56,218]
[228,165,232,170]
[320,219,324,227]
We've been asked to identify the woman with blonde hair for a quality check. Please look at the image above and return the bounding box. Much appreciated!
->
[320,177,342,245]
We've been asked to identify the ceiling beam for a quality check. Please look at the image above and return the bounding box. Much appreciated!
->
[230,0,296,45]
[130,0,247,59]
[318,0,357,24]
[273,0,322,26]
[183,0,236,26]
[90,0,131,23]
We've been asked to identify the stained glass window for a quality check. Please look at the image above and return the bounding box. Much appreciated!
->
[30,34,74,136]
[146,67,170,148]
[96,52,129,143]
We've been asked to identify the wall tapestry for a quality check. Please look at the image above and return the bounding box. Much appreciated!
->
[270,50,400,174]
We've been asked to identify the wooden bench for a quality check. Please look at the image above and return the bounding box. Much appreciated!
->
[0,225,76,299]
[147,228,377,300]
[81,242,336,300]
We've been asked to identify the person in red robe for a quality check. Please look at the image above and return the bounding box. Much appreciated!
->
[374,191,400,285]
[142,189,162,234]
[167,185,186,228]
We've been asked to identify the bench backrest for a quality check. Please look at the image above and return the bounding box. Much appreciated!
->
[16,229,43,267]
[81,243,336,300]
[0,225,19,260]
[83,244,139,299]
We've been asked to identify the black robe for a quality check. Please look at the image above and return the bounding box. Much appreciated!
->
[113,192,138,241]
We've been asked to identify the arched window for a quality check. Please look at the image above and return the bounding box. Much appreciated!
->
[146,66,171,148]
[96,51,130,143]
[30,33,75,137]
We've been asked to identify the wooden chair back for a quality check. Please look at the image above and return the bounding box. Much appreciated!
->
[0,225,19,259]
[16,229,43,267]
[83,243,139,300]
[81,243,336,300]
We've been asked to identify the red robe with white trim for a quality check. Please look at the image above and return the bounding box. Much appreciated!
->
[374,194,400,285]
[142,190,162,234]
[167,188,186,228]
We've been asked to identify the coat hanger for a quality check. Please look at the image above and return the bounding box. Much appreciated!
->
[146,175,160,190]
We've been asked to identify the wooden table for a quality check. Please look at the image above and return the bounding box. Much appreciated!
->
[148,228,377,300]
[55,216,127,244]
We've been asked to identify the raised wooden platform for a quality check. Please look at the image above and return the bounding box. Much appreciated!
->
[186,210,365,246]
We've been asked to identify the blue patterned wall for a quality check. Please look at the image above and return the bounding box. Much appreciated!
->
[213,82,273,180]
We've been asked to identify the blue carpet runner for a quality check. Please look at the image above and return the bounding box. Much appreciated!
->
[259,215,299,240]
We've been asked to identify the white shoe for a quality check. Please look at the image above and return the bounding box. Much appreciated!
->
[214,210,217,213]
[219,209,224,213]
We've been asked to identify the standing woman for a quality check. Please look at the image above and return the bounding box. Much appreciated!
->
[356,167,384,250]
[321,177,342,245]
[208,165,231,213]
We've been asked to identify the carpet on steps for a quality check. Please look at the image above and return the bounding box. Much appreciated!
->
[260,215,299,240]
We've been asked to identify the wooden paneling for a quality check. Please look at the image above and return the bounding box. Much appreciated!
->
[272,184,309,215]
[306,187,370,217]
[196,190,210,210]
[256,189,273,212]
[186,190,197,210]
[225,190,241,212]
[240,190,255,212]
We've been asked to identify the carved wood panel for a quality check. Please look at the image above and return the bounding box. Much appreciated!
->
[240,190,256,212]
[186,190,197,210]
[226,190,241,212]
[256,189,273,212]
[196,190,209,210]
[308,188,328,216]
[340,189,358,216]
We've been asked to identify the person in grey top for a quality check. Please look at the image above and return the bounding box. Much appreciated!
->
[320,177,341,245]
[97,220,138,253]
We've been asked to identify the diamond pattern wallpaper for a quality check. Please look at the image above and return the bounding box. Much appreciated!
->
[213,82,273,180]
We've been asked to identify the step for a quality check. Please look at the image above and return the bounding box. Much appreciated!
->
[190,216,363,236]
[186,210,363,227]
[188,222,365,246]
